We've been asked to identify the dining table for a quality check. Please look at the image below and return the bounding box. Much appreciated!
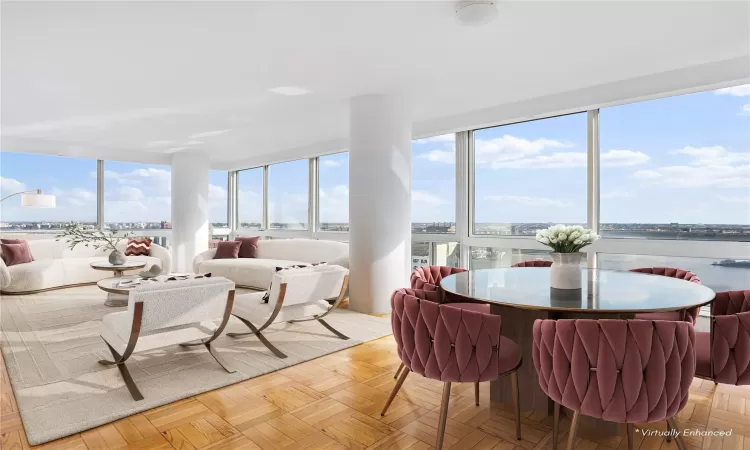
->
[440,267,716,438]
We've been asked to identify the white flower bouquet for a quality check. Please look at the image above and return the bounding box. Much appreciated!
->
[535,224,598,253]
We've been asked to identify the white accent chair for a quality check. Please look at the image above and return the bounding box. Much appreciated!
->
[228,265,349,359]
[98,277,236,401]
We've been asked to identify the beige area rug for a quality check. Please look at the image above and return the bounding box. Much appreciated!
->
[0,285,392,445]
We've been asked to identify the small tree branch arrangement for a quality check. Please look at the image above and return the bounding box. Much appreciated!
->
[536,225,598,253]
[56,223,130,251]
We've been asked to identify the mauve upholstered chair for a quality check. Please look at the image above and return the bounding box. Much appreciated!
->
[533,319,696,450]
[397,265,491,405]
[383,288,522,450]
[695,290,750,386]
[512,260,553,268]
[631,267,702,324]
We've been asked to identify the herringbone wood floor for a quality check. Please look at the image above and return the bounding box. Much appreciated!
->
[1,335,749,450]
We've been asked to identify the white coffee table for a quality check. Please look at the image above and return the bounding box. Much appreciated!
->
[91,261,146,306]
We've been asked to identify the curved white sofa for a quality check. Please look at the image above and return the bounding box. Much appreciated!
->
[0,238,171,294]
[193,238,348,290]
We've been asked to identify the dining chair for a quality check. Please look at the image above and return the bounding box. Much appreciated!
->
[398,265,490,407]
[695,290,750,386]
[533,318,695,450]
[228,264,349,359]
[511,260,552,267]
[98,277,236,401]
[630,267,702,324]
[382,287,522,450]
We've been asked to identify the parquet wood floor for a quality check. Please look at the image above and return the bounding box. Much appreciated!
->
[1,336,749,450]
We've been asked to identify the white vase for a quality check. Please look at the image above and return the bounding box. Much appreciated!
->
[550,252,582,289]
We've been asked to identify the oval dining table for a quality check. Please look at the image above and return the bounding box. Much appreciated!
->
[440,267,716,438]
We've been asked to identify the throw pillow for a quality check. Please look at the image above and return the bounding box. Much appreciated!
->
[214,241,241,259]
[0,239,25,244]
[1,243,34,266]
[235,236,259,258]
[125,237,152,256]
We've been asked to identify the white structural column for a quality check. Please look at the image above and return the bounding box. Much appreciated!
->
[171,151,210,272]
[349,93,412,313]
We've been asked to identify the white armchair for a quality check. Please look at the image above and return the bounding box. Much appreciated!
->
[228,265,349,359]
[98,277,236,400]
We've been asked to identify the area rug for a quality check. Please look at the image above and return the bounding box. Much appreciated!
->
[0,285,392,445]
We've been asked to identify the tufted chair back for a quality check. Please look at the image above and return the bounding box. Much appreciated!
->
[410,266,467,290]
[630,267,701,323]
[710,290,750,385]
[532,319,695,424]
[512,260,553,268]
[391,287,503,382]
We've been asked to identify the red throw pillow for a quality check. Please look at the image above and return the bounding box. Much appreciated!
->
[125,237,153,256]
[214,241,241,259]
[1,239,25,244]
[1,243,34,266]
[235,236,259,258]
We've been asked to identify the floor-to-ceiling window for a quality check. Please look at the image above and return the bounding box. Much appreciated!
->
[318,153,349,232]
[103,161,172,231]
[238,167,263,230]
[268,159,308,230]
[412,134,456,234]
[0,152,97,235]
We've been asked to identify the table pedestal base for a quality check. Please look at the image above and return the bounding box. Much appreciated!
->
[489,304,630,438]
[104,292,128,307]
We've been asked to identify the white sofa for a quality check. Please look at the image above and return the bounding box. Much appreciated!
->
[0,239,171,294]
[193,238,348,290]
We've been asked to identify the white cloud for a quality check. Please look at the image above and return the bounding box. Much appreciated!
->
[413,134,454,144]
[484,149,648,169]
[714,85,750,97]
[741,104,750,116]
[632,164,750,189]
[601,150,650,167]
[0,177,27,194]
[412,190,445,206]
[484,195,573,208]
[319,185,349,223]
[717,195,750,204]
[418,148,455,164]
[671,146,749,165]
[601,191,632,200]
[322,159,340,167]
[475,135,572,168]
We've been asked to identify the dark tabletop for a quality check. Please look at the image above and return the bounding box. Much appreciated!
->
[440,268,716,313]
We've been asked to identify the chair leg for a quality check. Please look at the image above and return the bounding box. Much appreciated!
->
[394,362,404,379]
[667,417,686,450]
[435,382,452,450]
[100,343,143,401]
[205,343,236,373]
[666,420,672,443]
[511,371,521,440]
[552,401,560,450]
[567,411,580,450]
[474,382,480,406]
[381,367,410,416]
[626,424,634,450]
[317,317,349,340]
[229,316,288,359]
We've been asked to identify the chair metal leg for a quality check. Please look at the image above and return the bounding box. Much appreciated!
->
[511,371,521,440]
[435,382,452,450]
[567,411,580,450]
[317,317,349,340]
[552,401,560,450]
[205,343,236,373]
[381,368,410,416]
[626,424,634,450]
[667,418,686,450]
[394,362,404,379]
[666,420,672,443]
[474,382,480,406]
[100,343,143,401]
[228,316,288,358]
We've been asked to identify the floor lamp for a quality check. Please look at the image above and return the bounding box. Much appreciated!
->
[0,189,57,207]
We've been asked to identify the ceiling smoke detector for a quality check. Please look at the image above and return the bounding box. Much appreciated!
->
[455,1,498,26]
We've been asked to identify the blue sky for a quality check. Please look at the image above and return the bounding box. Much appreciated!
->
[2,84,748,226]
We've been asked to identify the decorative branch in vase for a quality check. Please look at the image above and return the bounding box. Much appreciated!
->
[57,224,131,265]
[535,225,599,290]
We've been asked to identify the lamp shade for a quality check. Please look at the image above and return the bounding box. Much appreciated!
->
[21,192,56,208]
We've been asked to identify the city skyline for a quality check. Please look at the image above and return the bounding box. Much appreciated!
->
[2,84,748,226]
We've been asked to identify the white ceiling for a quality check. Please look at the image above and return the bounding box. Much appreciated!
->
[2,1,749,169]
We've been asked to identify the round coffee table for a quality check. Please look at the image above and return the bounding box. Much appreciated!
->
[91,261,147,306]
